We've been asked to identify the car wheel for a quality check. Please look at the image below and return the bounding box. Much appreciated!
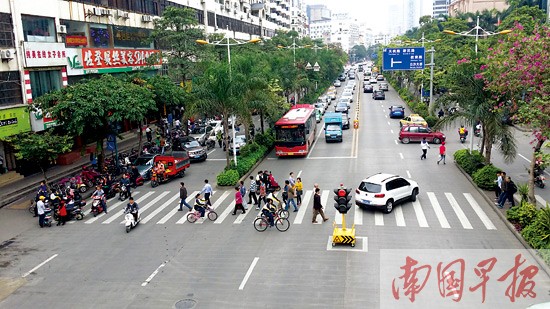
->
[410,188,418,202]
[401,137,410,144]
[383,200,394,214]
[433,138,441,144]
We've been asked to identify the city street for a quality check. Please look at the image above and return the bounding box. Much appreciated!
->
[1,76,550,308]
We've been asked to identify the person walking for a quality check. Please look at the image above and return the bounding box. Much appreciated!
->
[232,186,246,215]
[37,196,46,228]
[295,177,303,206]
[420,138,430,160]
[248,176,258,206]
[57,200,67,226]
[495,171,503,201]
[438,109,444,119]
[288,172,296,187]
[145,126,152,143]
[178,182,192,211]
[496,172,509,209]
[284,180,298,212]
[498,176,516,208]
[437,142,446,165]
[201,179,213,206]
[312,188,329,223]
[257,181,266,210]
[239,180,247,210]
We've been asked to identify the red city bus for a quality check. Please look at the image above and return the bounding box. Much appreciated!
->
[274,104,317,157]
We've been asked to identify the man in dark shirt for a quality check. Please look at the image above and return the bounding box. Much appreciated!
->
[178,182,191,211]
[312,188,329,223]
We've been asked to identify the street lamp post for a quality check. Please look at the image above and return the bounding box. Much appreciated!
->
[443,17,512,152]
[278,37,309,104]
[196,29,261,166]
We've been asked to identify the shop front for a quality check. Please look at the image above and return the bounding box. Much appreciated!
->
[0,106,32,173]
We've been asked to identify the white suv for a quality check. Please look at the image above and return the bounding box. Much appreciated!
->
[355,173,419,214]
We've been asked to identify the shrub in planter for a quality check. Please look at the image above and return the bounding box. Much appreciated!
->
[453,149,485,175]
[217,169,239,186]
[254,130,275,149]
[472,164,500,190]
[507,201,538,229]
[521,206,550,249]
[239,142,260,157]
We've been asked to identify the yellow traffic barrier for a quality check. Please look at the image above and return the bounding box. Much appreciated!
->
[332,213,356,247]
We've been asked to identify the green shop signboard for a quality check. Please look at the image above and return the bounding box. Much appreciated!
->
[0,106,31,139]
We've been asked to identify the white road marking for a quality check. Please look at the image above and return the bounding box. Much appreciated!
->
[234,204,251,224]
[406,170,411,178]
[315,190,330,224]
[387,121,391,126]
[518,153,530,162]
[141,262,166,287]
[374,212,384,226]
[239,257,259,290]
[307,156,355,159]
[354,205,363,225]
[156,191,198,224]
[307,123,326,158]
[119,191,170,224]
[207,149,216,155]
[463,193,497,230]
[85,192,153,224]
[427,192,450,228]
[394,205,406,226]
[536,195,547,207]
[394,140,398,145]
[445,192,472,229]
[412,200,429,227]
[399,153,404,160]
[297,170,302,178]
[141,193,179,223]
[206,159,226,161]
[294,190,313,224]
[214,201,236,224]
[99,192,154,224]
[22,254,58,278]
[390,129,394,134]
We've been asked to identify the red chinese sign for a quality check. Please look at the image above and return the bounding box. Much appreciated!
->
[82,48,161,69]
[65,35,88,47]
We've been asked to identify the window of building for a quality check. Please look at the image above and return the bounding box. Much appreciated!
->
[29,70,61,100]
[0,71,23,107]
[0,13,15,48]
[89,24,111,48]
[22,15,56,43]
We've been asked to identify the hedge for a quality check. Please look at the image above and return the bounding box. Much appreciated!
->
[472,165,500,191]
[454,149,485,175]
[507,203,550,265]
[217,169,240,186]
[216,139,271,187]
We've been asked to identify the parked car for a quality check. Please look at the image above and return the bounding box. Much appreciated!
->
[389,105,405,118]
[398,125,446,144]
[379,82,389,91]
[182,139,207,162]
[372,90,385,100]
[333,80,342,87]
[363,84,374,93]
[400,114,427,127]
[229,135,247,155]
[355,173,419,214]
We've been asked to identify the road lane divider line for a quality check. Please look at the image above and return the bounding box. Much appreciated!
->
[294,190,312,224]
[297,170,302,178]
[214,201,236,224]
[157,191,198,224]
[399,153,404,160]
[307,156,355,160]
[394,140,398,145]
[239,257,259,290]
[142,194,180,224]
[207,149,216,155]
[536,195,547,207]
[118,191,170,224]
[22,254,58,278]
[354,205,363,225]
[427,192,450,228]
[387,121,391,126]
[406,170,411,178]
[390,129,394,134]
[412,200,429,227]
[445,192,472,229]
[394,206,406,226]
[307,121,326,159]
[374,212,384,226]
[100,192,154,224]
[141,261,166,287]
[463,193,497,230]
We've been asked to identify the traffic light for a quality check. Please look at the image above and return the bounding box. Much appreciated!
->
[334,186,352,214]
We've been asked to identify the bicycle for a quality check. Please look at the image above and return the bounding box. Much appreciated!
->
[187,206,218,223]
[254,211,290,232]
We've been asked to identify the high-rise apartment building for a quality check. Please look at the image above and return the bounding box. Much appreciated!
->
[433,0,450,18]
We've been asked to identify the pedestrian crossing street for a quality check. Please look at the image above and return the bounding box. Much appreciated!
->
[77,189,498,230]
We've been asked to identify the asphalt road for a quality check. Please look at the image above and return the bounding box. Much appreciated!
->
[1,74,550,309]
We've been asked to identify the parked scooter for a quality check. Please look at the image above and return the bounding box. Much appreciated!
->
[124,210,140,233]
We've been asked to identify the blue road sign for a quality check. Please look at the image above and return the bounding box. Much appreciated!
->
[382,47,425,71]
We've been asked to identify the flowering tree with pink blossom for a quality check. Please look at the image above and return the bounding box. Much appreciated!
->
[482,23,550,203]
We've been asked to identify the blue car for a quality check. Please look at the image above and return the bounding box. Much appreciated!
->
[389,105,405,118]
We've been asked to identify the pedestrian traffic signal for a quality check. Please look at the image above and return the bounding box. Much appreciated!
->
[334,187,352,214]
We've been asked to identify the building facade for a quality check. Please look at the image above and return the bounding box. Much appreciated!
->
[0,0,299,175]
[448,0,509,16]
[306,4,330,23]
[433,0,451,18]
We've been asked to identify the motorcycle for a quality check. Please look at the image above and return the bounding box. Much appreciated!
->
[124,210,140,233]
[91,196,105,217]
[474,127,481,137]
[459,129,468,143]
[119,184,130,201]
[535,168,546,188]
[81,166,102,187]
[54,200,86,221]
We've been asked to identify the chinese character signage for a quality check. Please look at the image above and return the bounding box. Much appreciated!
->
[23,42,67,67]
[82,48,161,69]
[0,107,31,139]
[65,35,88,47]
[382,47,425,71]
[112,26,151,48]
[381,249,549,308]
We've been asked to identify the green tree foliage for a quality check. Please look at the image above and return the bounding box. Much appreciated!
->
[350,45,368,60]
[4,130,72,185]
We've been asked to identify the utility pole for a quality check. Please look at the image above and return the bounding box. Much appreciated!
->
[428,47,435,115]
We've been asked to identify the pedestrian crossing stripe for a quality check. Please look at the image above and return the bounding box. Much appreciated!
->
[78,190,498,230]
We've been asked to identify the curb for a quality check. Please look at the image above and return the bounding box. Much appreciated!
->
[454,161,550,278]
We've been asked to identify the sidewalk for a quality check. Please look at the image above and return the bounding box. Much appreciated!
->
[0,130,142,209]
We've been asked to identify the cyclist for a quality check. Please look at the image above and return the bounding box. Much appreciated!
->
[266,192,282,211]
[194,193,207,218]
[262,199,277,227]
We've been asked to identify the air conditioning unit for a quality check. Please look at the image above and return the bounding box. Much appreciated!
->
[142,15,152,22]
[1,50,13,60]
[101,9,112,16]
[57,24,67,34]
[92,7,103,16]
[117,10,129,19]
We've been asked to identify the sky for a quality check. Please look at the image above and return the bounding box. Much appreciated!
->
[304,0,434,34]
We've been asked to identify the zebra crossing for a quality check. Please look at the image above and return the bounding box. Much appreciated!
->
[77,189,498,230]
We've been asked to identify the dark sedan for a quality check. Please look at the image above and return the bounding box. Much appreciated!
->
[389,105,405,118]
[363,84,374,93]
[372,90,385,100]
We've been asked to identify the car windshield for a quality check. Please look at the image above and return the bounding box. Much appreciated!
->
[134,157,153,166]
[185,141,201,148]
[326,124,340,131]
[337,103,347,108]
[234,136,246,143]
[391,107,403,111]
[359,182,382,193]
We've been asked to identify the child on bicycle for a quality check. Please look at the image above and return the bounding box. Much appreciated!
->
[262,198,277,227]
[194,193,207,217]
